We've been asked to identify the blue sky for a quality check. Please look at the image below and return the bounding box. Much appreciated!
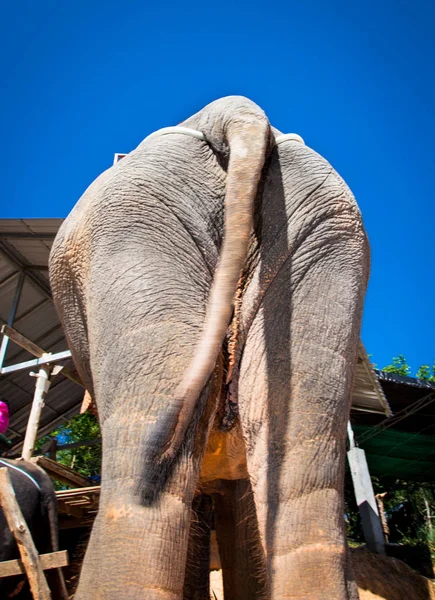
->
[1,0,434,374]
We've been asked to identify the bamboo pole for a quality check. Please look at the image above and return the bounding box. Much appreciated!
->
[0,467,51,599]
[22,360,53,462]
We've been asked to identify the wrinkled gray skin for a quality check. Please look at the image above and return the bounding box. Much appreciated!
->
[0,459,68,599]
[49,96,369,599]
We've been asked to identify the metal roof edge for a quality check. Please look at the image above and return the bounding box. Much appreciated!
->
[357,343,393,417]
[376,370,435,391]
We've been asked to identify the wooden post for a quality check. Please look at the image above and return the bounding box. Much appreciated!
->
[347,422,385,555]
[48,439,57,462]
[375,492,390,543]
[0,467,51,599]
[22,360,53,462]
[424,493,433,534]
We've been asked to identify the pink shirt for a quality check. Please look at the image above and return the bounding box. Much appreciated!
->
[0,401,9,434]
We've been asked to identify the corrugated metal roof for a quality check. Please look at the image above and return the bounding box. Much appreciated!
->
[0,218,390,454]
[352,343,392,416]
[0,219,84,451]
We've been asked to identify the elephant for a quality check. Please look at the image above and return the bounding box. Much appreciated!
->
[49,96,369,599]
[0,458,68,599]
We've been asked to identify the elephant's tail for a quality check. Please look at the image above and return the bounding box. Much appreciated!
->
[161,113,271,461]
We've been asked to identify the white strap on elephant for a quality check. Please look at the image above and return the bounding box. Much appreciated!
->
[145,126,305,146]
[0,458,42,492]
[144,127,207,142]
[275,133,305,145]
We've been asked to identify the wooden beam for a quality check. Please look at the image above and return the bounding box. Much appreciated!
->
[56,485,101,498]
[59,503,84,520]
[1,324,45,358]
[1,325,84,387]
[56,486,100,528]
[31,456,90,488]
[0,551,68,578]
[0,468,51,599]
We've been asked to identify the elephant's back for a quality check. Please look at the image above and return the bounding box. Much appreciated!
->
[124,133,227,235]
[61,133,226,252]
[50,131,229,305]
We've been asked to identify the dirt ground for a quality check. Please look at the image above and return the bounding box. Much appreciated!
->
[210,547,435,600]
[352,547,435,600]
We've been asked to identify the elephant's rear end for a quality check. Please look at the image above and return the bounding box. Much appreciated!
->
[48,95,367,600]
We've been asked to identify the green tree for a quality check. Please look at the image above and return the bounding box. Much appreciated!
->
[382,354,411,377]
[345,474,435,555]
[36,412,101,488]
[416,363,435,383]
[381,354,435,381]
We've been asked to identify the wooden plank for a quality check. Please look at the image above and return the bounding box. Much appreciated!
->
[56,486,100,528]
[65,499,92,507]
[58,500,98,517]
[0,468,51,599]
[31,456,90,488]
[1,325,45,358]
[56,485,100,499]
[57,359,84,387]
[0,551,69,578]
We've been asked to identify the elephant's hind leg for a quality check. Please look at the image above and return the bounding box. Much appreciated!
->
[183,494,213,600]
[212,479,267,600]
[237,242,365,599]
[74,324,221,600]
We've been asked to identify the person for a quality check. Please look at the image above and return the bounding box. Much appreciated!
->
[0,399,9,433]
[0,399,12,450]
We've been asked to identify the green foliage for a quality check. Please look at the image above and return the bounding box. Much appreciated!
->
[382,354,411,377]
[345,474,435,555]
[416,363,435,382]
[381,354,435,382]
[35,412,101,489]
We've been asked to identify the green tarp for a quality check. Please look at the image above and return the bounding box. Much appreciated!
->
[353,425,435,482]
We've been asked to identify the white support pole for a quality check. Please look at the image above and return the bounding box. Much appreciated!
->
[347,421,386,555]
[22,357,53,462]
